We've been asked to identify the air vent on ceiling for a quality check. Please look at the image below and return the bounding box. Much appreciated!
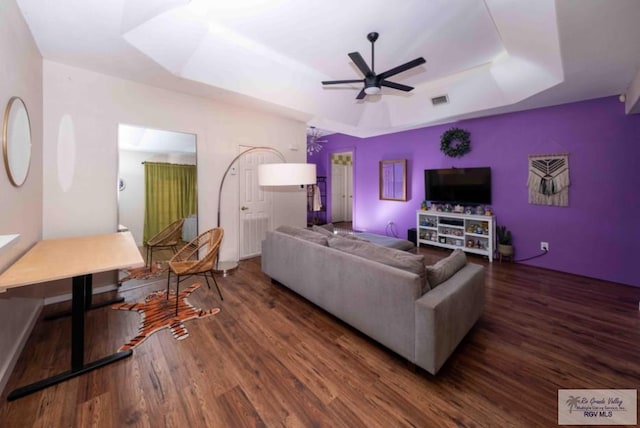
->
[431,95,449,106]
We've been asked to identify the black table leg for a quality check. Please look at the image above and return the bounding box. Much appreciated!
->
[6,274,132,401]
[83,273,92,310]
[45,273,124,321]
[72,274,86,369]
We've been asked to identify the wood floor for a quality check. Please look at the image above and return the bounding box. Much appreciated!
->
[1,246,639,427]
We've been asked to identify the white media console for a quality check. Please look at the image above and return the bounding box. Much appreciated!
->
[417,210,495,262]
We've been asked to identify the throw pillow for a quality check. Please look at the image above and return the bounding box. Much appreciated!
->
[276,225,329,246]
[426,249,467,289]
[328,236,426,290]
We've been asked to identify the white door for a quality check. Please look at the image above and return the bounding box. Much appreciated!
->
[346,165,353,221]
[331,162,345,222]
[330,152,354,223]
[238,150,277,259]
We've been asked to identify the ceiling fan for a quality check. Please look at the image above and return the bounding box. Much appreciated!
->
[322,32,426,100]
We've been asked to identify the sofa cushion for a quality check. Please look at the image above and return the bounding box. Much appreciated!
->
[426,249,467,289]
[354,232,414,251]
[312,225,371,242]
[276,225,329,246]
[338,233,369,242]
[316,223,335,233]
[311,225,335,237]
[328,236,426,289]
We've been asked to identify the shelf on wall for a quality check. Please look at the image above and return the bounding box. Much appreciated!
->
[0,234,20,252]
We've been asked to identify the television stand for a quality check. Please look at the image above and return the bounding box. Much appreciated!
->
[416,210,495,262]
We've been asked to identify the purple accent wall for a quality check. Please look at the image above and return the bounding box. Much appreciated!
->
[309,97,640,287]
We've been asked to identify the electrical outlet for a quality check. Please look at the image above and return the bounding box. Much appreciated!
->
[541,242,549,251]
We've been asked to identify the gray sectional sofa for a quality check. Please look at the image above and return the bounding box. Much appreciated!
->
[261,226,485,375]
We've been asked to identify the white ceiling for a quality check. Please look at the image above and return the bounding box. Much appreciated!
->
[16,0,640,137]
[118,124,196,154]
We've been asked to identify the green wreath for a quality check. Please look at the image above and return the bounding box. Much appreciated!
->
[440,127,471,158]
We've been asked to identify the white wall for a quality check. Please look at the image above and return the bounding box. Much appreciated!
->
[43,60,308,265]
[118,150,150,247]
[0,0,43,396]
[0,2,43,269]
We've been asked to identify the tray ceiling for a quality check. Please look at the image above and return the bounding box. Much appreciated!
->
[16,0,640,137]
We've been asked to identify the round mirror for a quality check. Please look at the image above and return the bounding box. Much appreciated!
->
[2,97,32,187]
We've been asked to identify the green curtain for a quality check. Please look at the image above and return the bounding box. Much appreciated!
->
[143,162,197,244]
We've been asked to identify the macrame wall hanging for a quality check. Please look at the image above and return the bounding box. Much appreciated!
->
[527,153,570,206]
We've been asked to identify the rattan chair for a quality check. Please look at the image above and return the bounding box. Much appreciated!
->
[145,218,185,266]
[166,228,224,315]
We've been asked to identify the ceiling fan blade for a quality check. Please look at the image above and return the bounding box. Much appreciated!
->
[321,79,364,85]
[348,52,372,76]
[356,89,367,100]
[378,57,426,80]
[380,80,414,92]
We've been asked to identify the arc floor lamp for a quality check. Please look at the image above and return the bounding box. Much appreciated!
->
[215,146,316,276]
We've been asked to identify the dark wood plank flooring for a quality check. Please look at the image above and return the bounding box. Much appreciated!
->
[1,246,639,427]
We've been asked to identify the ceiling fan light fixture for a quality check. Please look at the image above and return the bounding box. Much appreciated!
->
[364,86,381,95]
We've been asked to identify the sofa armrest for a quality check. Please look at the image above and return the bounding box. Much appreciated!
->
[414,263,485,375]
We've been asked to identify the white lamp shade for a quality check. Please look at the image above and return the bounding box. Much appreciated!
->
[258,163,316,186]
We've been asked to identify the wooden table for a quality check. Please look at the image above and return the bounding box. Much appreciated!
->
[0,231,144,401]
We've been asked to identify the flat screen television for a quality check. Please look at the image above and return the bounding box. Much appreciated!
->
[424,167,492,205]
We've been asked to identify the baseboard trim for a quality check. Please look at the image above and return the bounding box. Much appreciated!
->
[43,283,118,306]
[0,300,42,397]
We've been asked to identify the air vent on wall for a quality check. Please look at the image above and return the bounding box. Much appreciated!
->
[431,95,449,106]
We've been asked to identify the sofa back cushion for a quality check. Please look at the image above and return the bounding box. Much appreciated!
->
[328,236,427,289]
[426,249,467,289]
[276,225,329,246]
